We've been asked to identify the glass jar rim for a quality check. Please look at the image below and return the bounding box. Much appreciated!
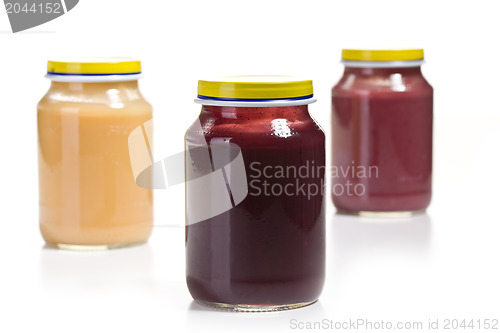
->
[194,97,317,107]
[45,73,143,82]
[341,59,424,68]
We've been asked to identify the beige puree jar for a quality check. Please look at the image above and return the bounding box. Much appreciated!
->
[37,58,153,250]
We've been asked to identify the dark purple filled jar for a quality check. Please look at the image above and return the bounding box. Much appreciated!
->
[185,76,325,311]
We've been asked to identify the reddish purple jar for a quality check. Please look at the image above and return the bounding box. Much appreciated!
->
[331,50,433,215]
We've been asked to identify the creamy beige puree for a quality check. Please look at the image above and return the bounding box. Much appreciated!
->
[38,59,153,249]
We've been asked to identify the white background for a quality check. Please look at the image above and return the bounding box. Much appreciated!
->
[1,0,500,332]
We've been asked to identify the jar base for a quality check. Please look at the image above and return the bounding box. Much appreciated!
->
[46,241,147,251]
[195,300,317,312]
[336,209,426,218]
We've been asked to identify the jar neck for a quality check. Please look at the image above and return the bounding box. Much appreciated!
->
[343,66,422,76]
[49,80,139,92]
[201,104,311,120]
[45,80,145,104]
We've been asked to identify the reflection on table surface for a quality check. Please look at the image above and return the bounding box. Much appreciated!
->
[39,243,155,289]
[331,212,432,257]
[326,212,433,316]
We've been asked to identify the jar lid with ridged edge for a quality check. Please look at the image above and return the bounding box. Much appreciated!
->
[46,57,142,82]
[341,49,425,68]
[195,75,316,107]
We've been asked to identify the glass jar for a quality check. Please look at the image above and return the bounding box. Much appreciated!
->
[185,76,325,311]
[331,49,433,216]
[38,58,153,250]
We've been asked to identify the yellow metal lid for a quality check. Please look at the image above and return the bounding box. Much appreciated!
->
[342,49,424,62]
[47,57,141,75]
[197,76,313,102]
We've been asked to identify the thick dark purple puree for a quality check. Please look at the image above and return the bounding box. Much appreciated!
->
[186,105,325,305]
